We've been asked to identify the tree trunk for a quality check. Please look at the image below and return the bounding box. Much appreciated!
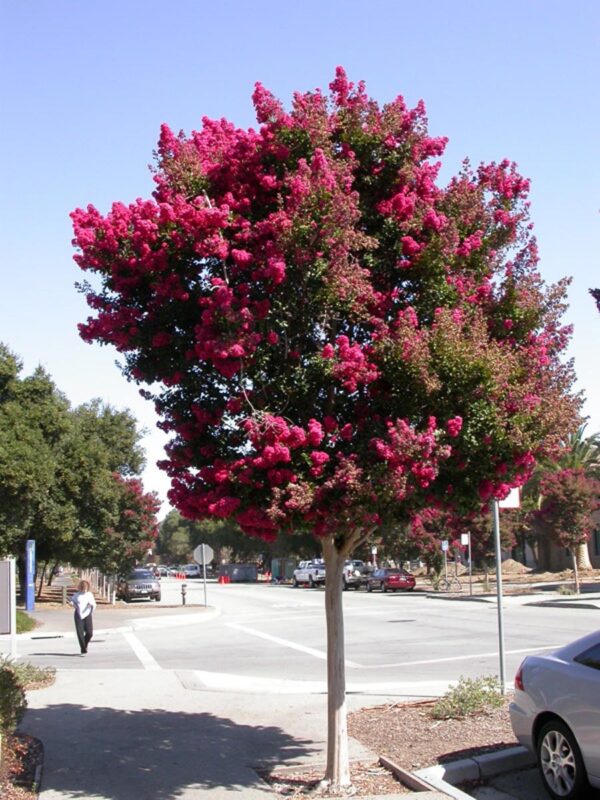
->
[321,537,351,791]
[16,556,26,603]
[575,542,592,571]
[37,561,47,598]
[572,551,580,594]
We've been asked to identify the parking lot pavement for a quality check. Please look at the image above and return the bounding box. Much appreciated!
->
[468,766,549,800]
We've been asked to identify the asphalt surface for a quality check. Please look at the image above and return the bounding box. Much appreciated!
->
[2,580,600,799]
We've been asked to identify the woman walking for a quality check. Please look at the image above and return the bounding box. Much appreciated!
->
[70,580,97,655]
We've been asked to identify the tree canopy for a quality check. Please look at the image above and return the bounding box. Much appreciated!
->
[74,68,580,544]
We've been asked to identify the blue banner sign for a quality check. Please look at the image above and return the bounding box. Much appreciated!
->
[26,539,35,611]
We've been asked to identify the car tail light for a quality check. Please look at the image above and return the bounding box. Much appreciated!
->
[514,660,525,691]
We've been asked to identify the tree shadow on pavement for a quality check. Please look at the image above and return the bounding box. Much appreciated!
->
[21,703,318,798]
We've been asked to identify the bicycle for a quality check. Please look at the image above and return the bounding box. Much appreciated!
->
[435,575,462,592]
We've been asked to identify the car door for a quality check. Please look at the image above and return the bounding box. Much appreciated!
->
[570,643,600,780]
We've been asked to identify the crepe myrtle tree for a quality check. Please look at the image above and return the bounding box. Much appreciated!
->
[537,468,600,593]
[72,69,581,789]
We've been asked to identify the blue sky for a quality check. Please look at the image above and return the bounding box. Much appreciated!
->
[1,1,598,513]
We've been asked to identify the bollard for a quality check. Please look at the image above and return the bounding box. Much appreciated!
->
[181,582,187,606]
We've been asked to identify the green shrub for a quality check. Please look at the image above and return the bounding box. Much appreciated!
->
[16,610,36,634]
[430,675,504,720]
[557,584,576,595]
[0,657,55,690]
[0,663,26,734]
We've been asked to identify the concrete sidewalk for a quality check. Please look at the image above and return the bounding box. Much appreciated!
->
[23,666,450,800]
[17,603,220,641]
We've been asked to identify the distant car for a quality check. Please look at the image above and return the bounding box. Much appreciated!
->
[153,566,173,578]
[510,630,600,799]
[117,569,161,602]
[366,568,415,592]
[292,560,326,587]
[342,560,367,590]
[182,564,202,579]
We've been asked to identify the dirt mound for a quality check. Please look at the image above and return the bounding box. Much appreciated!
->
[501,558,530,575]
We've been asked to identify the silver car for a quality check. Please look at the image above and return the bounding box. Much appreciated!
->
[509,630,600,800]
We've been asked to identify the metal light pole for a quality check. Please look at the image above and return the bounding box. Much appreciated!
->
[491,500,506,694]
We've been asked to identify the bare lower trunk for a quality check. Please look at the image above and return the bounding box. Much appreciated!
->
[322,538,351,791]
[37,561,47,599]
[575,542,591,571]
[572,552,580,594]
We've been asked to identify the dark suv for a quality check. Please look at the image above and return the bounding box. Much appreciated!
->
[117,569,161,602]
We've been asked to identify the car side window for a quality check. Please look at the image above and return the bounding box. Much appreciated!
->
[574,643,600,671]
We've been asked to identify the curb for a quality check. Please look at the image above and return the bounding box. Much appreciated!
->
[526,600,600,610]
[415,746,534,798]
[20,606,221,641]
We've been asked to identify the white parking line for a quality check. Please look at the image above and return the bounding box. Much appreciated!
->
[122,631,162,671]
[226,622,361,668]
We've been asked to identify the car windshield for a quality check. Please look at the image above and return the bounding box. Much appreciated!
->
[130,570,154,580]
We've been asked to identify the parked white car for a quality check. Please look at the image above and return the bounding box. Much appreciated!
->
[292,560,326,587]
[509,629,600,799]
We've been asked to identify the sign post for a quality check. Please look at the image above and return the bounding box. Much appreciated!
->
[461,532,472,596]
[0,559,17,658]
[193,543,214,608]
[441,540,449,584]
[493,487,521,694]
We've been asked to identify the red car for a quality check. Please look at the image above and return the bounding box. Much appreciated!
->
[366,568,415,592]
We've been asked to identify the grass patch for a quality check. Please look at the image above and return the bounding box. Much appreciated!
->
[431,675,504,720]
[15,613,35,635]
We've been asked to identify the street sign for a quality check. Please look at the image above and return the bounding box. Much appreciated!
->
[441,540,449,552]
[499,487,521,509]
[193,544,214,565]
[370,546,378,555]
[460,533,470,546]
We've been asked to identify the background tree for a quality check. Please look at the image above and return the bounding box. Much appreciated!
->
[537,468,600,592]
[529,425,600,569]
[72,69,581,789]
[0,346,71,587]
[158,509,323,567]
[0,343,157,587]
[590,288,600,312]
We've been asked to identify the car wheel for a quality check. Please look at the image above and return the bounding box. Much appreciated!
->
[155,594,161,602]
[309,576,315,588]
[367,583,372,592]
[293,577,299,587]
[537,719,588,800]
[342,578,348,591]
[381,582,387,592]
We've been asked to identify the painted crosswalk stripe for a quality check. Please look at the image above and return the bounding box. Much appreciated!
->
[226,622,361,668]
[122,631,161,671]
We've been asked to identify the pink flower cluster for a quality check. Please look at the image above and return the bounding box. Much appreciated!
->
[323,336,379,392]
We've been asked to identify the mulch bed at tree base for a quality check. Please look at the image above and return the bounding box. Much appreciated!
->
[263,697,517,797]
[258,760,411,796]
[0,734,43,800]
